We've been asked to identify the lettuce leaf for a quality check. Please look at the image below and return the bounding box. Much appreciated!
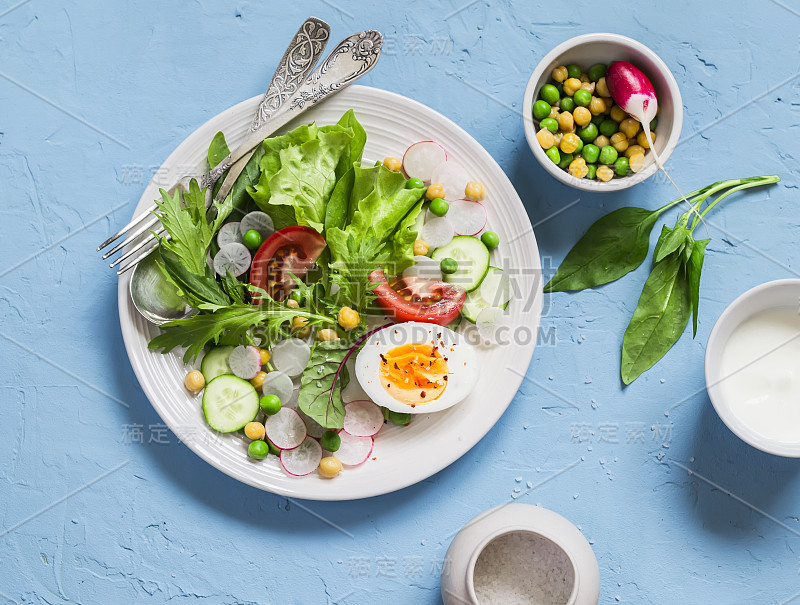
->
[387,199,425,273]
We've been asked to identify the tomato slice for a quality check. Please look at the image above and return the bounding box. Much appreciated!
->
[250,226,326,302]
[369,269,465,325]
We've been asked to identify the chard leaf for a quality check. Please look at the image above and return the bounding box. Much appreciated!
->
[297,339,353,430]
[620,253,691,385]
[544,206,660,292]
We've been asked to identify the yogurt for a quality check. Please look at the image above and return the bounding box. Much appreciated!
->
[718,306,800,444]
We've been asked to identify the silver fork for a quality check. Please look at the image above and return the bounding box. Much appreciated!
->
[97,16,331,269]
[104,28,382,275]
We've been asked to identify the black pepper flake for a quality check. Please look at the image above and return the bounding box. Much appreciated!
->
[386,383,391,388]
[420,391,426,398]
[394,362,399,369]
[443,375,448,381]
[380,354,387,364]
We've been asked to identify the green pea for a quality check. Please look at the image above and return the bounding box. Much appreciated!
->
[559,97,576,113]
[429,197,449,217]
[574,138,584,154]
[440,257,459,274]
[577,123,598,143]
[586,163,597,180]
[289,290,305,305]
[588,63,607,82]
[557,152,574,169]
[533,100,551,120]
[581,144,600,164]
[540,84,560,105]
[248,440,269,460]
[480,231,500,250]
[566,64,582,80]
[554,81,563,96]
[614,156,630,176]
[242,229,262,251]
[573,89,591,107]
[599,145,618,165]
[540,117,558,133]
[320,430,341,452]
[259,394,282,415]
[649,117,658,131]
[591,113,605,126]
[389,411,411,426]
[598,119,618,138]
[406,177,424,189]
[545,146,561,165]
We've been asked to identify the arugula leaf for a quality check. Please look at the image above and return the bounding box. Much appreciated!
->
[620,253,691,385]
[153,179,213,276]
[297,339,353,429]
[544,207,661,292]
[687,238,710,337]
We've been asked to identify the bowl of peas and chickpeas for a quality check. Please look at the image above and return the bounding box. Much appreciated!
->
[523,33,683,191]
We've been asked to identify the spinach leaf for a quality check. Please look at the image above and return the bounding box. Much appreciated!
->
[207,131,230,170]
[297,339,353,429]
[620,253,691,385]
[687,238,710,337]
[544,207,661,292]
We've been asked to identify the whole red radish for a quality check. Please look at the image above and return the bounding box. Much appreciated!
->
[606,61,658,125]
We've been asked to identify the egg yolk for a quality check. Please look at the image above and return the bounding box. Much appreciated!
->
[379,343,449,406]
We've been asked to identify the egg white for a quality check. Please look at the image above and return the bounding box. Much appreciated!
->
[355,322,479,414]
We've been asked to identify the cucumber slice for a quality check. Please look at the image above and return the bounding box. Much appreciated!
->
[200,345,235,382]
[461,267,509,323]
[431,235,490,292]
[202,375,259,433]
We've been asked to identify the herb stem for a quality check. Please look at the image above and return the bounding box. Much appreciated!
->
[689,175,780,230]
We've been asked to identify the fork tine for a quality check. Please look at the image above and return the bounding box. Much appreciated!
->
[96,202,158,251]
[116,237,162,275]
[101,213,160,260]
[109,228,165,269]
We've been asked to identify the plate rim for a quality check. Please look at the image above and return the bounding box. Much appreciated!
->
[117,84,542,500]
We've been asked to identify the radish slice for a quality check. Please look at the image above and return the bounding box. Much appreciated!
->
[280,436,322,476]
[343,400,384,437]
[421,216,454,248]
[300,410,326,439]
[265,407,307,450]
[403,255,443,282]
[271,339,311,377]
[430,161,470,201]
[239,211,274,240]
[228,345,262,380]
[402,141,447,183]
[336,431,374,466]
[217,222,243,248]
[261,371,293,403]
[213,242,251,277]
[448,200,487,236]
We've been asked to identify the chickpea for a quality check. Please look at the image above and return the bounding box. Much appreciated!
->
[425,182,445,200]
[536,128,555,150]
[588,96,606,116]
[610,105,627,122]
[596,165,615,182]
[595,77,610,97]
[382,156,402,172]
[286,298,300,309]
[560,133,581,154]
[580,81,596,94]
[318,456,343,478]
[556,111,574,132]
[579,73,590,83]
[629,152,646,173]
[610,132,629,153]
[619,118,641,139]
[548,106,560,119]
[551,65,568,83]
[256,347,270,365]
[572,106,591,127]
[244,422,265,441]
[413,239,429,256]
[317,328,340,342]
[568,157,589,179]
[184,370,205,393]
[625,144,645,158]
[465,181,486,201]
[250,371,267,390]
[338,307,360,331]
[292,316,311,338]
[562,77,581,96]
[637,130,654,149]
[593,135,610,148]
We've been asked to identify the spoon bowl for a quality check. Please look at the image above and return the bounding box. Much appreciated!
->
[130,253,197,325]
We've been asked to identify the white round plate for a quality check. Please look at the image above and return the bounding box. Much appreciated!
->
[118,85,542,500]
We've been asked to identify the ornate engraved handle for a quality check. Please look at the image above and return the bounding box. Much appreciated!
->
[250,17,330,132]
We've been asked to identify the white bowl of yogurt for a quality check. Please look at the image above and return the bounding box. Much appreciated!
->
[705,279,800,457]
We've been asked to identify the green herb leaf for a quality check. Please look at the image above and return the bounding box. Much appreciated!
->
[620,253,691,384]
[207,131,231,170]
[687,238,709,337]
[157,246,230,310]
[544,207,660,292]
[153,179,213,276]
[297,339,354,429]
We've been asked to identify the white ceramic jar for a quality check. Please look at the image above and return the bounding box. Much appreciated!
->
[441,503,600,605]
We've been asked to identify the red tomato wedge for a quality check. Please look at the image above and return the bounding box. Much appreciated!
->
[369,269,465,325]
[250,226,326,302]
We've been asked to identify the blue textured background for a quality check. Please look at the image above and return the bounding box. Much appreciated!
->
[2,1,799,603]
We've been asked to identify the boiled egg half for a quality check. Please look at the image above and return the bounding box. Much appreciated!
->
[355,322,478,414]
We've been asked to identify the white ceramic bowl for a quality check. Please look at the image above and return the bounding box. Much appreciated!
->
[705,279,800,457]
[522,33,683,192]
